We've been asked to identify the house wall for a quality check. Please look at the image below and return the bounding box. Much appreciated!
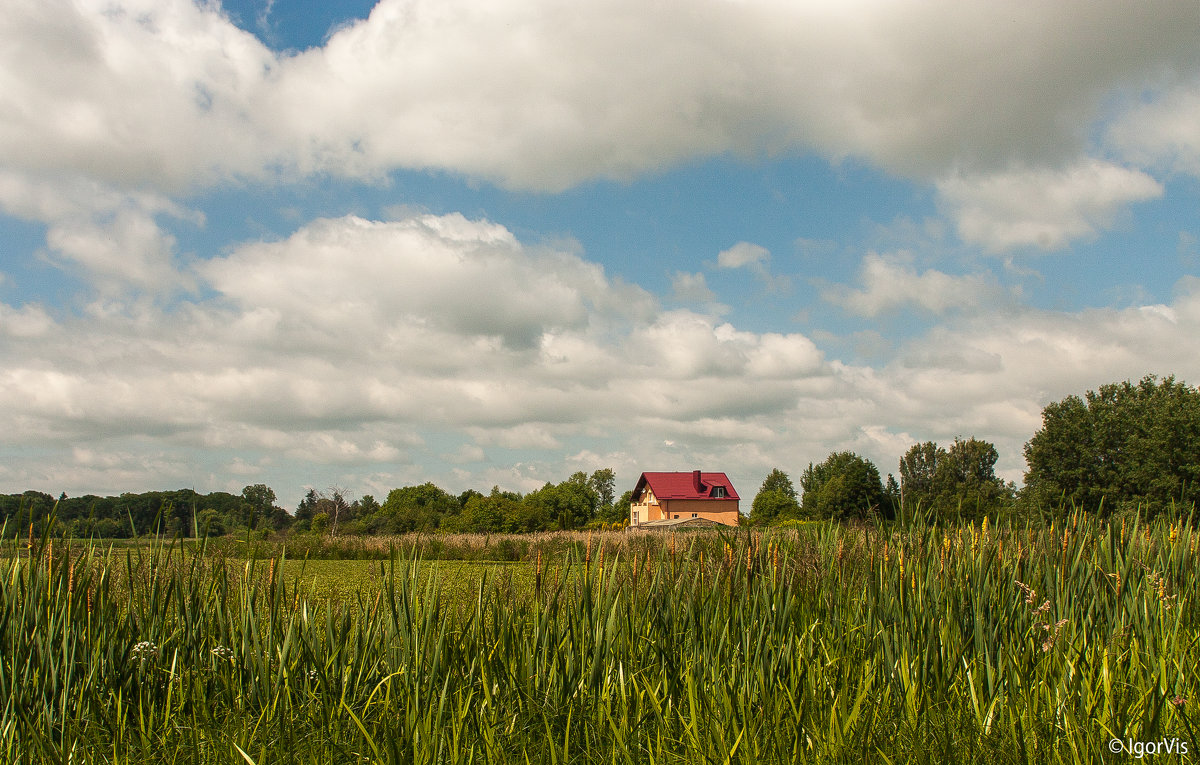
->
[630,487,664,526]
[658,499,739,527]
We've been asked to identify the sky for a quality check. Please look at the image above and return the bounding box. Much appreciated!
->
[2,0,1200,509]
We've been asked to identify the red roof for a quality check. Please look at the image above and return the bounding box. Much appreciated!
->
[633,471,740,502]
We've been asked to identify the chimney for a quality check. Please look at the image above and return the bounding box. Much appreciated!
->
[692,470,704,493]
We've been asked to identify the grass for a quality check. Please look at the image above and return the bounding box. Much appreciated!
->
[2,514,1197,763]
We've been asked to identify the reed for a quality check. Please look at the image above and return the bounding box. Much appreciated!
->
[2,513,1196,762]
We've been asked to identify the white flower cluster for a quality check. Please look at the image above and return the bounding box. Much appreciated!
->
[130,641,159,666]
[210,646,235,663]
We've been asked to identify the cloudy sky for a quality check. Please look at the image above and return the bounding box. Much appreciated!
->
[3,0,1200,508]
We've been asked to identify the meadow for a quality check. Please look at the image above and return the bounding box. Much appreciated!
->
[2,516,1197,763]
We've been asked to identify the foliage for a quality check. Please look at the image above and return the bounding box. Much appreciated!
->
[750,468,801,524]
[899,437,1012,521]
[1023,374,1200,518]
[5,517,1197,761]
[800,451,886,520]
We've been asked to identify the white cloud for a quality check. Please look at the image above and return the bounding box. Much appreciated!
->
[4,220,1200,503]
[937,160,1163,251]
[1107,80,1200,177]
[823,252,1007,316]
[670,271,718,304]
[717,242,769,269]
[4,0,1199,195]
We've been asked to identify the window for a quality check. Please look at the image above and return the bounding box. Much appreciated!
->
[712,486,726,498]
[632,511,639,524]
[691,513,697,518]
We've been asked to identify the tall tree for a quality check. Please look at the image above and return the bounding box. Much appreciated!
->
[899,438,1009,520]
[750,468,800,524]
[1023,375,1200,516]
[240,484,276,531]
[800,452,885,521]
[588,468,617,520]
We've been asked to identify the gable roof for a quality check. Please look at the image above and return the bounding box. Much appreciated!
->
[633,471,740,502]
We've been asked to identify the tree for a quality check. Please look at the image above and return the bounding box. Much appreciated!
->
[588,469,617,521]
[240,484,276,531]
[899,441,942,510]
[899,438,1009,521]
[1023,375,1200,517]
[800,452,885,521]
[381,483,458,533]
[750,468,800,525]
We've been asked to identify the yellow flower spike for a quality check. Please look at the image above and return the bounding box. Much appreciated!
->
[1170,523,1178,544]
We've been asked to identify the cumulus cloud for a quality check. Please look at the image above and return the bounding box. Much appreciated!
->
[4,213,1200,502]
[938,160,1164,251]
[1107,80,1200,177]
[4,0,1199,194]
[823,252,1008,316]
[717,242,769,269]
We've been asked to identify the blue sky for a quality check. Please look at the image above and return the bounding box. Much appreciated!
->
[2,0,1200,508]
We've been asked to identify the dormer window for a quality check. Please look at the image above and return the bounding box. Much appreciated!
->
[712,486,726,498]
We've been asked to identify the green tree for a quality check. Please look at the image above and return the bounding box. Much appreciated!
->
[588,468,617,521]
[381,483,458,533]
[750,468,800,525]
[800,452,885,521]
[899,438,1009,521]
[1023,375,1200,517]
[899,441,942,510]
[240,484,276,531]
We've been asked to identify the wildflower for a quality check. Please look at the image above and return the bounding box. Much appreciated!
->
[1014,580,1037,605]
[1172,696,1186,708]
[1041,619,1068,652]
[130,641,160,667]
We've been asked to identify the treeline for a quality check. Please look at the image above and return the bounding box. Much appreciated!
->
[289,469,626,535]
[750,374,1200,525]
[1,470,628,539]
[0,487,288,539]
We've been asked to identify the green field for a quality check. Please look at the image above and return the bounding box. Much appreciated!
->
[3,518,1197,763]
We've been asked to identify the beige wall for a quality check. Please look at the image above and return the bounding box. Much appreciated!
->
[659,499,739,526]
[630,496,739,527]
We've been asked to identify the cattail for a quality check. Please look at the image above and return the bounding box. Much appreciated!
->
[597,544,605,580]
[585,534,593,576]
[746,543,753,578]
[1170,523,1179,544]
[981,515,990,541]
[535,548,544,595]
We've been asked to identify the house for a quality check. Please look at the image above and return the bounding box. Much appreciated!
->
[629,470,740,528]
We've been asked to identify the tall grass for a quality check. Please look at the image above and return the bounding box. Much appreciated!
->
[2,514,1196,763]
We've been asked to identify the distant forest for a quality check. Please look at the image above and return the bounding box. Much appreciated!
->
[2,469,627,539]
[5,375,1199,537]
